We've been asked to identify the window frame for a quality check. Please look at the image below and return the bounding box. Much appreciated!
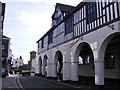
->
[41,39,44,48]
[65,15,74,35]
[48,31,53,44]
[86,2,97,24]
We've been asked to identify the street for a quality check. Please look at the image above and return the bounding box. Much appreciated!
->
[2,74,81,90]
[18,75,78,89]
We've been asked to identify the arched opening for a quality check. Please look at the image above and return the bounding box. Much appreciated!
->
[74,42,94,84]
[38,56,42,75]
[54,50,63,80]
[104,34,120,87]
[43,55,47,76]
[99,33,120,87]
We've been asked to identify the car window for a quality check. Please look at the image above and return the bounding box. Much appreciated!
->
[2,68,5,72]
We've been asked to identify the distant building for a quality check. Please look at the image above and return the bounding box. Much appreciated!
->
[28,51,36,69]
[12,56,24,68]
[0,2,5,34]
[2,35,12,73]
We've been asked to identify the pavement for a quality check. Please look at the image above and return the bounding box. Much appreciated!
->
[2,73,20,90]
[36,76,120,90]
[1,73,120,90]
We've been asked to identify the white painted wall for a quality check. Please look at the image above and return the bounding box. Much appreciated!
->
[36,1,120,85]
[12,58,23,68]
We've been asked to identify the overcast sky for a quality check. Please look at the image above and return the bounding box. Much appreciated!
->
[2,0,81,64]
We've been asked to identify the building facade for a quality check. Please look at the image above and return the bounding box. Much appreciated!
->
[0,2,6,75]
[12,56,24,69]
[28,51,37,70]
[35,1,120,86]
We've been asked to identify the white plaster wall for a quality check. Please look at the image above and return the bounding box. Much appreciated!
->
[32,55,41,74]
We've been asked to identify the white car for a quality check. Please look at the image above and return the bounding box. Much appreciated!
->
[30,69,35,76]
[2,68,8,78]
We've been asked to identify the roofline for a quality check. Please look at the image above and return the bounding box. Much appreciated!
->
[3,35,11,39]
[30,50,37,53]
[51,3,75,18]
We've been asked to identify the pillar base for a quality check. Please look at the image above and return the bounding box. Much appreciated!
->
[95,85,104,89]
[46,76,52,79]
[41,75,46,77]
[51,77,57,80]
[35,73,42,76]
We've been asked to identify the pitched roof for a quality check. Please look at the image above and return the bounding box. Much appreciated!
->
[52,3,75,18]
[57,3,75,13]
[3,35,10,39]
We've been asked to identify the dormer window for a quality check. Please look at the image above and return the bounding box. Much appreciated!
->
[56,15,62,24]
[41,39,44,48]
[51,3,75,27]
[63,12,68,17]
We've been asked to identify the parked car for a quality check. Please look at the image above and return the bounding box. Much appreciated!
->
[2,68,7,78]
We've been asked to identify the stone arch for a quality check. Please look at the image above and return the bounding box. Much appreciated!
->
[73,42,94,82]
[42,55,48,76]
[54,50,63,80]
[74,42,94,64]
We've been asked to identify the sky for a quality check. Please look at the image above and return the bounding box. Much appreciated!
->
[1,0,81,64]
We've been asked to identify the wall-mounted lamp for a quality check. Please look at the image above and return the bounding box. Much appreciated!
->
[108,24,114,30]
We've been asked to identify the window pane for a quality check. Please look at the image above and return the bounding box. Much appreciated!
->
[86,2,97,24]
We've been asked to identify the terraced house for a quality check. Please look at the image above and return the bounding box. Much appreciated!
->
[34,0,120,86]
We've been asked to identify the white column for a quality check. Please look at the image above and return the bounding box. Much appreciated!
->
[63,62,70,80]
[39,65,42,74]
[42,65,45,75]
[52,63,57,77]
[36,64,41,74]
[46,63,52,77]
[95,60,104,85]
[71,62,78,81]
